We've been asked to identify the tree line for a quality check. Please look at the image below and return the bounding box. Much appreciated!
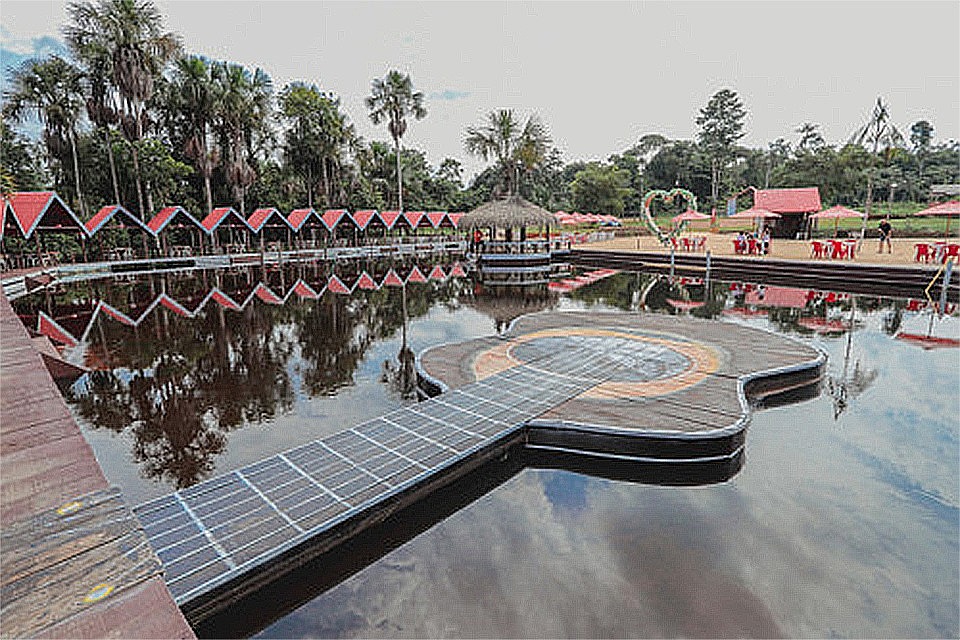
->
[2,0,957,223]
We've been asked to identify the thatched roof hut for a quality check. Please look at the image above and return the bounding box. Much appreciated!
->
[459,195,555,230]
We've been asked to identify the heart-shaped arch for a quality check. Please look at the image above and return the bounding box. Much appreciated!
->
[642,187,699,245]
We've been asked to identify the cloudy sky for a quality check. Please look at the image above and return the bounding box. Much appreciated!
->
[2,1,958,178]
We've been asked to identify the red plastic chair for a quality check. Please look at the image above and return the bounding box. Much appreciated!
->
[681,237,691,251]
[943,244,960,263]
[747,238,758,255]
[914,243,930,263]
[732,239,743,254]
[810,241,825,258]
[830,241,848,260]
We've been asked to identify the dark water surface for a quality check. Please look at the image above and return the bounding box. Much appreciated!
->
[13,265,959,638]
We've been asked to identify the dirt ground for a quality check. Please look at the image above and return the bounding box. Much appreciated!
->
[588,233,960,267]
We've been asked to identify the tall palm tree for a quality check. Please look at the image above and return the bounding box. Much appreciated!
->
[165,55,219,214]
[464,109,551,196]
[849,97,905,238]
[4,55,88,217]
[65,0,181,219]
[213,62,272,214]
[83,55,122,204]
[365,70,426,212]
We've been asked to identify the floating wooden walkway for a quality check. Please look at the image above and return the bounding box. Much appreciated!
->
[135,310,823,624]
[0,293,194,639]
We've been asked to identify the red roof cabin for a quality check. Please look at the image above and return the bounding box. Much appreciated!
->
[202,207,255,251]
[147,206,208,255]
[247,207,293,249]
[2,191,87,240]
[753,187,822,238]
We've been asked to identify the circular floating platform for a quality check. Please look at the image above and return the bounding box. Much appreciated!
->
[418,310,825,462]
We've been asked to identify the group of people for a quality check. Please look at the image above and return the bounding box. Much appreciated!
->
[733,229,771,255]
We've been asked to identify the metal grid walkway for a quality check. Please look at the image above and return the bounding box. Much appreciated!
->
[135,340,637,606]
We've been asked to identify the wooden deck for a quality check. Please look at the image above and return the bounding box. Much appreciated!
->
[0,293,194,639]
[134,310,823,625]
[420,311,823,440]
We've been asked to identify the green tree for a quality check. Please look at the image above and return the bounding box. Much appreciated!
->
[78,53,122,204]
[909,120,934,198]
[162,55,219,213]
[849,96,904,222]
[796,122,825,153]
[696,89,746,207]
[365,70,426,212]
[65,0,181,219]
[212,61,272,214]
[464,109,552,197]
[279,82,355,208]
[0,118,46,193]
[644,140,711,201]
[570,162,631,216]
[4,55,88,217]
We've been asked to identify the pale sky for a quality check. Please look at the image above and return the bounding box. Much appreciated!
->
[2,0,959,179]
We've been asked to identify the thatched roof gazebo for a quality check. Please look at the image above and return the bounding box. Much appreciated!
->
[461,195,556,285]
[459,195,555,232]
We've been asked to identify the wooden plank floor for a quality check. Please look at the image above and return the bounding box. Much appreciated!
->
[136,311,822,619]
[135,340,631,612]
[420,311,823,436]
[0,293,194,639]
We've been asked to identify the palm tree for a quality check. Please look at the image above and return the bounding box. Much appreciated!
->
[849,97,905,239]
[280,82,356,208]
[65,0,181,219]
[4,55,88,217]
[212,62,272,214]
[464,109,552,196]
[82,56,122,204]
[165,55,219,214]
[365,70,426,212]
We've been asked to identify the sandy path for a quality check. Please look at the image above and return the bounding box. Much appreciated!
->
[586,233,959,267]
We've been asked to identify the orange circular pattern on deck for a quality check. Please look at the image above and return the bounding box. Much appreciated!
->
[473,327,720,399]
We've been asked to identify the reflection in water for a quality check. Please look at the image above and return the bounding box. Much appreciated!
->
[825,299,878,419]
[12,268,959,638]
[198,446,744,639]
[13,260,470,493]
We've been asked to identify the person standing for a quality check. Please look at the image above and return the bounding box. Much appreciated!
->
[878,217,893,253]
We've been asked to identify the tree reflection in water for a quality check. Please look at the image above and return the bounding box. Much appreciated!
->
[52,260,466,490]
[20,266,908,492]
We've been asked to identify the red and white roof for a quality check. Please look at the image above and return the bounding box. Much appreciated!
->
[148,206,206,234]
[3,191,87,238]
[754,187,822,214]
[202,207,254,232]
[247,207,292,232]
[85,204,155,236]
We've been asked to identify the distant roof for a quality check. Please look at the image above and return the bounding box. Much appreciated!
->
[202,207,251,232]
[85,205,154,236]
[931,184,960,197]
[754,187,821,214]
[4,191,87,238]
[247,207,290,232]
[148,206,205,233]
[287,208,316,230]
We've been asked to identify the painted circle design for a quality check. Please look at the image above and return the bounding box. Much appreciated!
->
[472,327,720,399]
[510,335,691,382]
